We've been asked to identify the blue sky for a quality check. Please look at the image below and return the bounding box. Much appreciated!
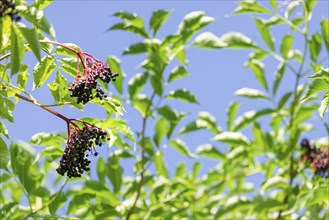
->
[5,1,329,186]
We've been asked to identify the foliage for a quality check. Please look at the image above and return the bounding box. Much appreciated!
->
[1,0,328,219]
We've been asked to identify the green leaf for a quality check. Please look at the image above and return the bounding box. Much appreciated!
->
[32,0,54,10]
[0,137,9,169]
[168,66,190,83]
[17,64,30,89]
[278,91,293,109]
[178,120,208,135]
[29,132,65,148]
[235,87,268,99]
[227,102,240,131]
[109,11,149,38]
[54,43,81,57]
[10,142,42,193]
[309,33,322,62]
[0,121,9,139]
[254,18,275,51]
[285,1,300,19]
[198,111,221,134]
[10,24,24,75]
[107,154,123,194]
[270,0,277,10]
[0,96,14,122]
[59,57,78,77]
[153,118,169,147]
[220,32,257,49]
[67,194,90,215]
[247,59,268,90]
[192,32,226,49]
[196,144,224,160]
[150,75,163,96]
[214,131,250,146]
[233,109,274,131]
[192,162,201,180]
[154,151,168,178]
[150,10,172,36]
[123,42,148,55]
[273,62,286,96]
[170,139,196,158]
[19,26,41,61]
[48,71,68,104]
[132,94,152,118]
[233,1,271,14]
[178,11,215,42]
[157,105,185,122]
[321,18,329,51]
[308,68,329,79]
[166,89,198,104]
[33,55,56,89]
[300,78,329,101]
[83,180,118,206]
[280,35,293,59]
[261,176,288,193]
[49,192,66,215]
[107,56,124,94]
[16,5,55,37]
[128,73,148,99]
[319,91,329,118]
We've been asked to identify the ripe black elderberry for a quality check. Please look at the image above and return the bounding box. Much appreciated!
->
[300,139,329,178]
[0,0,21,21]
[69,56,118,104]
[56,121,108,178]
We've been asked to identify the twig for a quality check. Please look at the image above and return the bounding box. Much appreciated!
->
[126,91,156,220]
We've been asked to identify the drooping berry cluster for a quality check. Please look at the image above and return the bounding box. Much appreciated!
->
[300,139,329,178]
[56,121,108,178]
[68,54,118,104]
[0,0,20,21]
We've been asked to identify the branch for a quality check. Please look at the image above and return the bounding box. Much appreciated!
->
[126,91,156,220]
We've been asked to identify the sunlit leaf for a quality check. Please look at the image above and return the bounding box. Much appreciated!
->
[132,94,152,118]
[233,1,271,14]
[16,64,29,89]
[233,109,274,131]
[273,62,286,96]
[155,151,168,178]
[214,131,250,146]
[107,153,123,194]
[170,139,196,158]
[261,176,288,193]
[10,24,24,75]
[220,32,257,49]
[227,102,240,131]
[107,56,124,94]
[0,137,9,169]
[235,87,268,99]
[285,1,300,19]
[321,18,329,51]
[19,26,41,61]
[0,121,9,139]
[150,10,172,36]
[166,89,198,104]
[0,96,14,122]
[247,59,268,90]
[192,32,226,49]
[280,35,293,59]
[33,55,56,89]
[319,91,329,118]
[254,18,275,51]
[128,73,148,99]
[168,66,190,83]
[150,75,163,96]
[309,33,322,62]
[16,5,55,37]
[196,144,224,160]
[153,118,169,147]
[300,78,328,101]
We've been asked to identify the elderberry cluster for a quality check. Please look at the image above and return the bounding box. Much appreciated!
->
[56,123,108,178]
[69,60,118,104]
[0,0,20,22]
[300,139,329,178]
